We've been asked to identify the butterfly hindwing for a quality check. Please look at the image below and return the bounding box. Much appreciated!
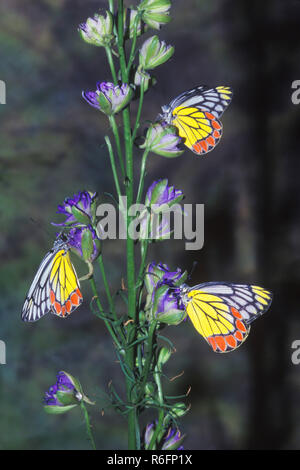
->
[171,107,223,155]
[49,250,83,317]
[22,240,82,322]
[162,85,232,156]
[182,282,272,353]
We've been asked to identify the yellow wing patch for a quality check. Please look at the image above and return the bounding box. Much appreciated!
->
[49,250,83,317]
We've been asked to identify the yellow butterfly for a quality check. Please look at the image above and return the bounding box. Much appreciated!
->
[22,236,83,322]
[179,282,272,352]
[160,85,233,155]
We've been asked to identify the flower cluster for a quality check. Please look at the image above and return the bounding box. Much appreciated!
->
[53,190,101,263]
[143,421,185,450]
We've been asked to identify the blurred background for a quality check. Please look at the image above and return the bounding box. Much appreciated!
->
[1,0,300,450]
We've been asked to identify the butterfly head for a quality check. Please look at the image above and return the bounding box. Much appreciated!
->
[53,232,69,251]
[174,283,190,307]
[158,104,173,124]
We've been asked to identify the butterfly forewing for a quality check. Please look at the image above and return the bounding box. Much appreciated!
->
[182,282,272,353]
[22,249,55,322]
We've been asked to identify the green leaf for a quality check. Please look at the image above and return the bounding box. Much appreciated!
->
[44,404,78,415]
[81,229,94,261]
[71,206,91,225]
[56,390,78,406]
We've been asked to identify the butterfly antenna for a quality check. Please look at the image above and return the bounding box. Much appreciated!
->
[187,261,198,282]
[29,217,52,237]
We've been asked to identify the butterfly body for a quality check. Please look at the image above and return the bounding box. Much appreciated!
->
[22,237,83,322]
[178,282,272,353]
[160,85,232,155]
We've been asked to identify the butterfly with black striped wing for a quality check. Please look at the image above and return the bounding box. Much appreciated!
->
[22,237,83,322]
[160,85,233,155]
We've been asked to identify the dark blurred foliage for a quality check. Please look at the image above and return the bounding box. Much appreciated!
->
[0,0,300,450]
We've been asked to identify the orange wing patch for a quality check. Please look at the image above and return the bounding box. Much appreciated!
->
[50,287,83,318]
[49,250,83,318]
[207,306,249,352]
[192,112,223,155]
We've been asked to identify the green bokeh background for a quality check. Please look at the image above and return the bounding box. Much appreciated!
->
[1,0,300,449]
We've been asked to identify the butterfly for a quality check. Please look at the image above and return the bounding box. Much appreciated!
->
[179,282,272,352]
[159,85,233,155]
[22,236,83,322]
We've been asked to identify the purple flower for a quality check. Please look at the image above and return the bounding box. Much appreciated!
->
[143,421,185,450]
[82,81,133,115]
[155,282,183,312]
[145,179,183,207]
[53,191,97,227]
[140,122,184,157]
[68,225,101,263]
[44,371,79,407]
[145,262,186,293]
[145,263,187,324]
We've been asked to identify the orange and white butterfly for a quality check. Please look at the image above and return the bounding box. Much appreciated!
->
[179,282,272,352]
[22,236,83,322]
[160,85,233,155]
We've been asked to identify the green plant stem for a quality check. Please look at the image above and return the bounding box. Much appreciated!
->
[108,0,114,14]
[109,115,125,178]
[148,365,165,450]
[105,46,118,85]
[126,13,141,75]
[136,321,157,405]
[117,0,137,450]
[136,148,150,205]
[89,276,122,350]
[80,401,96,450]
[97,254,126,344]
[132,78,145,144]
[105,135,122,202]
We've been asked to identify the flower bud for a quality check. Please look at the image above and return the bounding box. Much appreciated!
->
[68,226,101,263]
[139,36,174,70]
[78,11,114,47]
[161,427,185,450]
[123,8,147,39]
[143,421,185,450]
[145,179,183,211]
[157,346,172,366]
[134,69,156,93]
[43,371,93,414]
[170,402,188,418]
[140,123,184,158]
[138,0,171,30]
